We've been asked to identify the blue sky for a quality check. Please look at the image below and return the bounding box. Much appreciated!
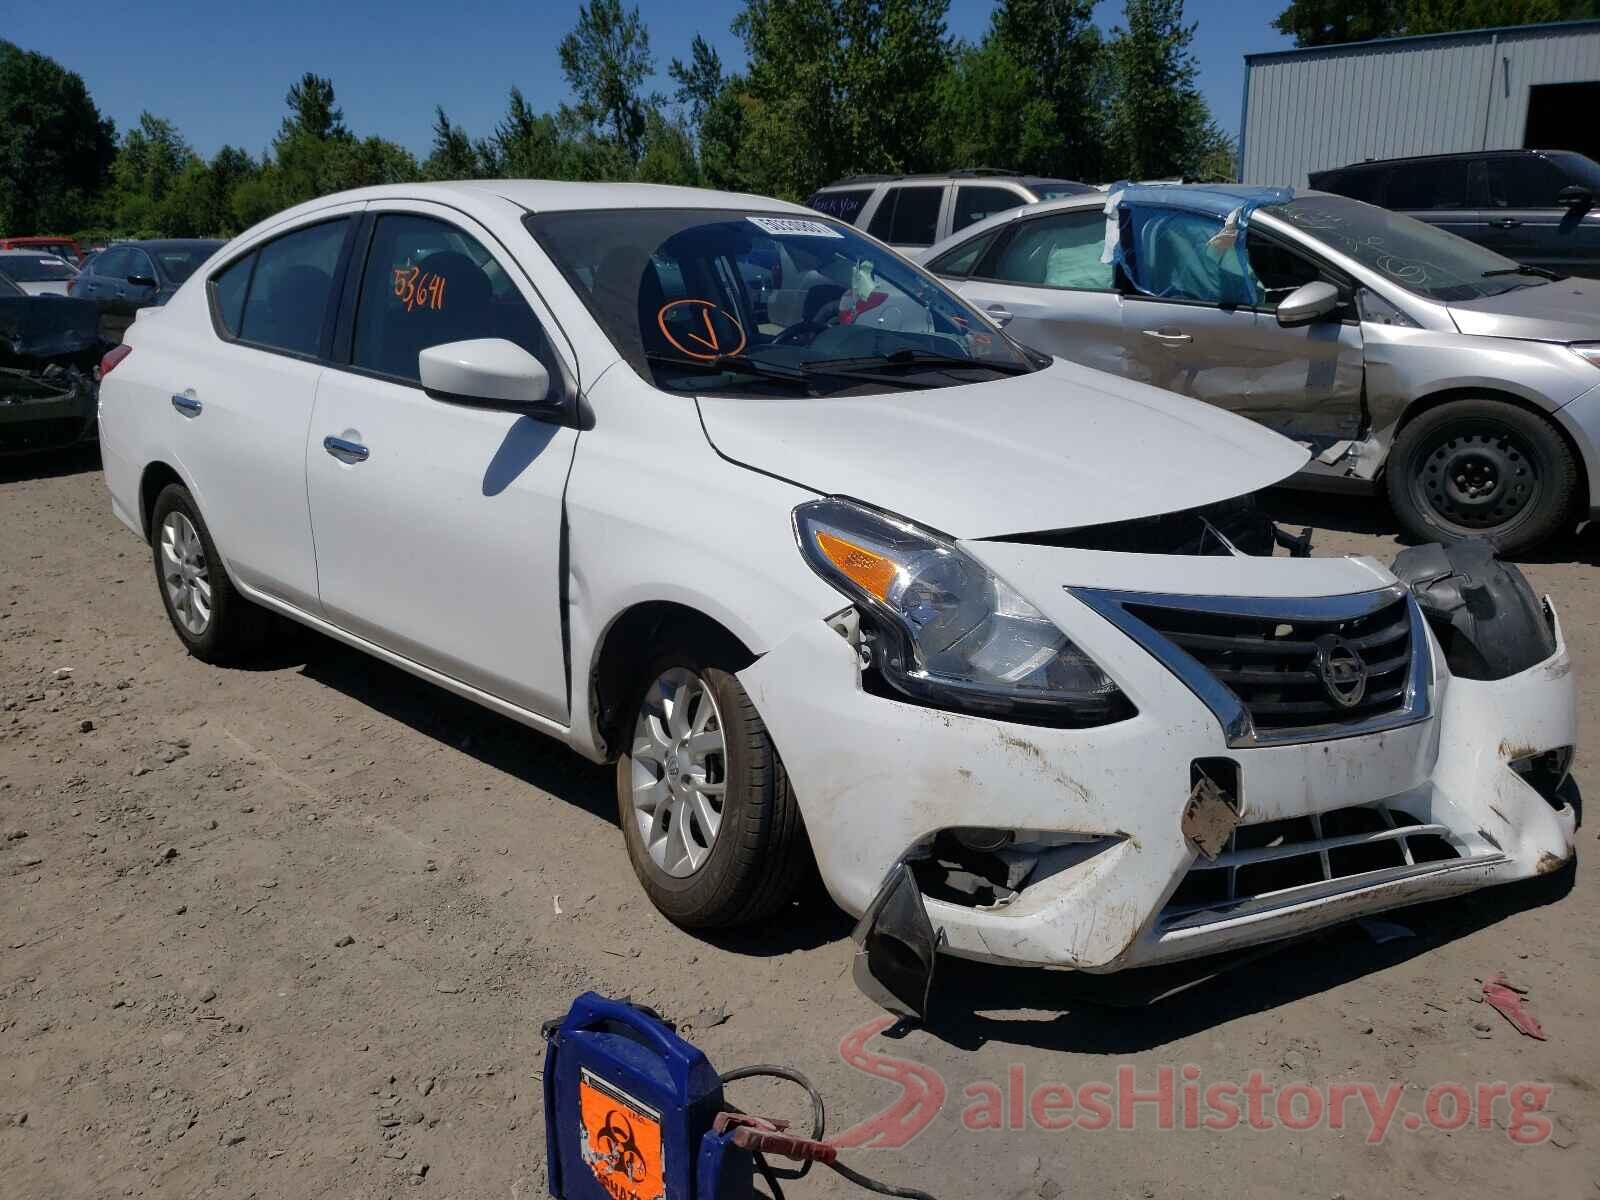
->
[7,0,1293,161]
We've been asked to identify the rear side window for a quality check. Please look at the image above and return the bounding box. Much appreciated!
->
[210,253,254,336]
[1318,167,1386,205]
[351,212,555,385]
[882,186,943,246]
[953,186,1025,234]
[1387,161,1468,210]
[807,188,874,225]
[986,211,1113,290]
[237,219,350,357]
[928,229,1001,277]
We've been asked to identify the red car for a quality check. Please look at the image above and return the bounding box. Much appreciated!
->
[0,236,85,265]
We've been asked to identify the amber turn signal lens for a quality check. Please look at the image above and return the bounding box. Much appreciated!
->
[813,529,899,602]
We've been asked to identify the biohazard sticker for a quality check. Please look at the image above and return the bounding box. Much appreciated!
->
[746,216,842,238]
[577,1069,665,1200]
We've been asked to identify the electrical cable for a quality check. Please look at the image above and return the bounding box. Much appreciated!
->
[717,1064,938,1200]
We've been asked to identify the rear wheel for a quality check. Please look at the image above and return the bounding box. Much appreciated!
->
[1386,398,1578,554]
[617,650,810,928]
[149,483,267,663]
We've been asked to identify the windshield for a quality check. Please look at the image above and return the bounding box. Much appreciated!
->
[1,255,76,283]
[1273,194,1544,302]
[154,243,221,284]
[526,208,1036,396]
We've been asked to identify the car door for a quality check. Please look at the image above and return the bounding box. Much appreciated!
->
[1118,212,1366,444]
[170,210,362,613]
[943,207,1127,375]
[304,202,579,721]
[864,184,949,257]
[1476,154,1591,273]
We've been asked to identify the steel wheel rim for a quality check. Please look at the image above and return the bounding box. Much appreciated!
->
[629,667,728,879]
[159,511,212,636]
[1412,423,1540,532]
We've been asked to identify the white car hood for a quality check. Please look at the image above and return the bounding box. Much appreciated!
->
[696,358,1309,539]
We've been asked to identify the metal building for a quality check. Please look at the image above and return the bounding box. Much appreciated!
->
[1239,20,1600,186]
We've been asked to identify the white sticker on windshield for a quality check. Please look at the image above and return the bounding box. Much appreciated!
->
[747,216,843,238]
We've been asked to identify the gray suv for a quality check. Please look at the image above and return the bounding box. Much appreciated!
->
[806,169,1095,257]
[924,184,1600,552]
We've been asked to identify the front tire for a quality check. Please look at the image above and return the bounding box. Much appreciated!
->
[617,651,810,928]
[1386,398,1578,554]
[150,483,266,663]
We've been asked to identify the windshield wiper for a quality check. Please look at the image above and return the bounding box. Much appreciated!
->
[1483,265,1566,280]
[804,348,1034,377]
[644,352,814,390]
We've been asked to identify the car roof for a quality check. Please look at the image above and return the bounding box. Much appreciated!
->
[0,247,68,256]
[1316,148,1564,173]
[111,238,225,249]
[814,171,1087,190]
[279,180,812,217]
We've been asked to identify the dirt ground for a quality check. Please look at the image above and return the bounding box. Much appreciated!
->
[3,448,1598,1200]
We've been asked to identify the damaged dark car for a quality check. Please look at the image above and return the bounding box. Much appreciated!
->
[0,272,108,455]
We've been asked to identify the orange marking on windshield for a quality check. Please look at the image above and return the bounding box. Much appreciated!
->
[656,299,747,360]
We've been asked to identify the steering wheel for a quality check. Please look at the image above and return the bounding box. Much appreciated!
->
[770,317,832,348]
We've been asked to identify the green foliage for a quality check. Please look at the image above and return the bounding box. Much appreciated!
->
[1104,0,1222,181]
[1273,0,1597,47]
[558,0,657,160]
[0,40,115,236]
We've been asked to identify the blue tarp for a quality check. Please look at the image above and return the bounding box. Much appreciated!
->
[1101,183,1295,307]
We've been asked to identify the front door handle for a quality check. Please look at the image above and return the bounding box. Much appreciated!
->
[1489,217,1521,229]
[985,305,1014,326]
[323,435,369,464]
[171,393,202,417]
[1142,328,1193,343]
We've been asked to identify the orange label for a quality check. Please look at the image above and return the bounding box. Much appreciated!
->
[656,299,746,360]
[578,1070,666,1200]
[392,264,447,312]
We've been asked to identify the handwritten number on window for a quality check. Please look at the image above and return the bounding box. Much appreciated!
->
[393,265,447,312]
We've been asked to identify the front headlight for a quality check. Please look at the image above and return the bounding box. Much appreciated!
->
[793,497,1131,725]
[1571,343,1600,369]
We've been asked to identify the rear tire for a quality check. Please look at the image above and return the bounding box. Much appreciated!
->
[149,483,267,664]
[617,649,811,928]
[1386,398,1577,554]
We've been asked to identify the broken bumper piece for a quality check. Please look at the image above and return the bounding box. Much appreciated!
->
[739,559,1577,978]
[0,365,98,454]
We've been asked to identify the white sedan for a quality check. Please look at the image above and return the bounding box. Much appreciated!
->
[98,181,1577,1012]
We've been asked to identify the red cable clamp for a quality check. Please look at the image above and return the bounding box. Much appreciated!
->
[713,1113,840,1164]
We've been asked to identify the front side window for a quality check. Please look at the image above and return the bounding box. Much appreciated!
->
[237,218,350,357]
[1121,209,1254,305]
[352,213,554,385]
[987,211,1113,291]
[1272,194,1541,301]
[883,186,943,245]
[154,243,220,285]
[127,249,157,282]
[1486,155,1571,208]
[928,229,1001,278]
[953,186,1025,234]
[526,208,1036,398]
[1246,236,1342,309]
[95,248,131,278]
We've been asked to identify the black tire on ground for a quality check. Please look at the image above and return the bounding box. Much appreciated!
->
[149,482,268,664]
[1385,398,1579,554]
[616,649,811,929]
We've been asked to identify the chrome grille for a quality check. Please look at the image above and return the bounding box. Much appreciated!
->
[1072,585,1431,747]
[1161,803,1471,928]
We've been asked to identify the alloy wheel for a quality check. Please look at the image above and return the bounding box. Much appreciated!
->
[629,667,728,878]
[160,511,212,636]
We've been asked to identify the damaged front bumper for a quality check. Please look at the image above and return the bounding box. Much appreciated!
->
[0,295,104,455]
[738,546,1577,976]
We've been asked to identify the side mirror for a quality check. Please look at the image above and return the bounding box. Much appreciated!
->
[418,338,567,421]
[127,273,158,288]
[1558,185,1593,213]
[1276,279,1341,328]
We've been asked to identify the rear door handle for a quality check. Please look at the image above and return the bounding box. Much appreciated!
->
[1489,217,1521,228]
[1141,328,1193,343]
[323,435,369,464]
[985,305,1014,326]
[171,394,202,417]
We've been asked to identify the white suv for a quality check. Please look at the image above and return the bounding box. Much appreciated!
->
[99,182,1577,1010]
